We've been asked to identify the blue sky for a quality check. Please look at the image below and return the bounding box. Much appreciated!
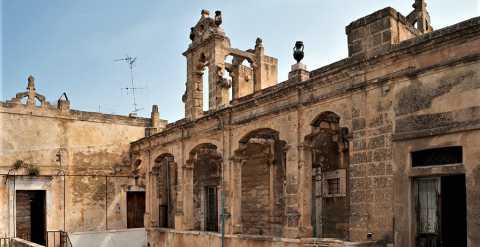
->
[2,0,479,122]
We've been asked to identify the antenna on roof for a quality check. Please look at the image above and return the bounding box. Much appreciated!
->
[115,55,144,116]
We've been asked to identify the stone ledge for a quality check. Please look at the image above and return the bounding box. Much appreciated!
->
[146,228,383,247]
[11,238,44,247]
[0,104,155,127]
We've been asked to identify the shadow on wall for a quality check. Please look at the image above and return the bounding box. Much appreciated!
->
[69,228,147,247]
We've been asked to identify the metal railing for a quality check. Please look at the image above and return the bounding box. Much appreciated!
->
[0,238,12,247]
[46,231,72,247]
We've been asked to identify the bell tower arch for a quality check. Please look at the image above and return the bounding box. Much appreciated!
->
[183,10,231,120]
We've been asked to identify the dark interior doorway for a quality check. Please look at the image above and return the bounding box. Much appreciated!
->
[441,175,467,247]
[127,191,145,228]
[16,190,46,245]
[415,174,467,247]
[205,186,218,232]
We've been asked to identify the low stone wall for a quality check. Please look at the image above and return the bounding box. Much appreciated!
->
[147,228,383,247]
[11,238,44,247]
[69,228,147,247]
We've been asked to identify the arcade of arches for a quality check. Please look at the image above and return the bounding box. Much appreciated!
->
[138,112,353,239]
[129,4,480,247]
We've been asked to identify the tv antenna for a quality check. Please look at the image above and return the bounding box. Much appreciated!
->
[115,55,143,115]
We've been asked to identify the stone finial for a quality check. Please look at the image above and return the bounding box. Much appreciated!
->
[27,75,35,91]
[289,42,309,82]
[214,10,222,26]
[293,41,304,63]
[57,92,70,111]
[255,37,263,48]
[201,9,210,18]
[189,27,195,41]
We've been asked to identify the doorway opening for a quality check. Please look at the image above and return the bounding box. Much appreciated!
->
[415,174,467,247]
[127,191,145,228]
[16,190,46,245]
[205,186,218,232]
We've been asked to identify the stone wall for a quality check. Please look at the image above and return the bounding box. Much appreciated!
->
[346,7,419,57]
[146,228,381,247]
[0,91,165,237]
[132,14,480,247]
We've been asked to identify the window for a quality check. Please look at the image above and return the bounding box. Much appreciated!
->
[205,186,218,232]
[416,178,439,234]
[411,146,462,167]
[327,178,340,195]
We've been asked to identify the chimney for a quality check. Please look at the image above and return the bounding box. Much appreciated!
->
[151,105,160,128]
[145,105,160,137]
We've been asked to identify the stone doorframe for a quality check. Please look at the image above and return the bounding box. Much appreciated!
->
[7,176,53,238]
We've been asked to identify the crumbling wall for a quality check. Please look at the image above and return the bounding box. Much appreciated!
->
[392,61,480,246]
[0,105,149,236]
[132,11,480,247]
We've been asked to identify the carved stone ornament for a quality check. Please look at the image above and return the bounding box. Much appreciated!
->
[214,10,222,26]
[293,41,304,63]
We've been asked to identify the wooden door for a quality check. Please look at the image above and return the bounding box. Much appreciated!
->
[16,190,46,245]
[127,191,145,228]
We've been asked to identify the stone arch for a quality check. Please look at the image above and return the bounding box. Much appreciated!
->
[310,111,341,127]
[225,53,255,100]
[304,111,349,239]
[233,128,287,236]
[152,153,177,228]
[187,143,223,232]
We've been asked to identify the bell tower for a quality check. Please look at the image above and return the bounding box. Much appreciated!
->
[182,10,231,120]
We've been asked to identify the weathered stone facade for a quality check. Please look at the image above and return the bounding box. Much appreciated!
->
[131,2,480,247]
[0,77,166,242]
[1,1,479,247]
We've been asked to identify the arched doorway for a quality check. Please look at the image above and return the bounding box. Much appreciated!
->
[153,153,177,228]
[188,143,223,232]
[306,112,349,238]
[234,128,287,236]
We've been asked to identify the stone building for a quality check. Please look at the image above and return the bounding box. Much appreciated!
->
[0,76,166,245]
[130,2,480,247]
[1,1,479,247]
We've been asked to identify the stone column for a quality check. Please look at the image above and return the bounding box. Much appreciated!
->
[230,65,240,101]
[149,168,160,227]
[297,144,313,237]
[268,148,276,235]
[144,153,153,228]
[182,160,194,230]
[168,161,177,228]
[277,144,298,238]
[184,52,204,120]
[254,39,264,92]
[229,156,243,234]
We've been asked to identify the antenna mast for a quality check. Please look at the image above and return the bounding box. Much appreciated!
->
[115,55,143,115]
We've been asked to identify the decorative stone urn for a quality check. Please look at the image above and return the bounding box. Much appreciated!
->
[293,41,304,63]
